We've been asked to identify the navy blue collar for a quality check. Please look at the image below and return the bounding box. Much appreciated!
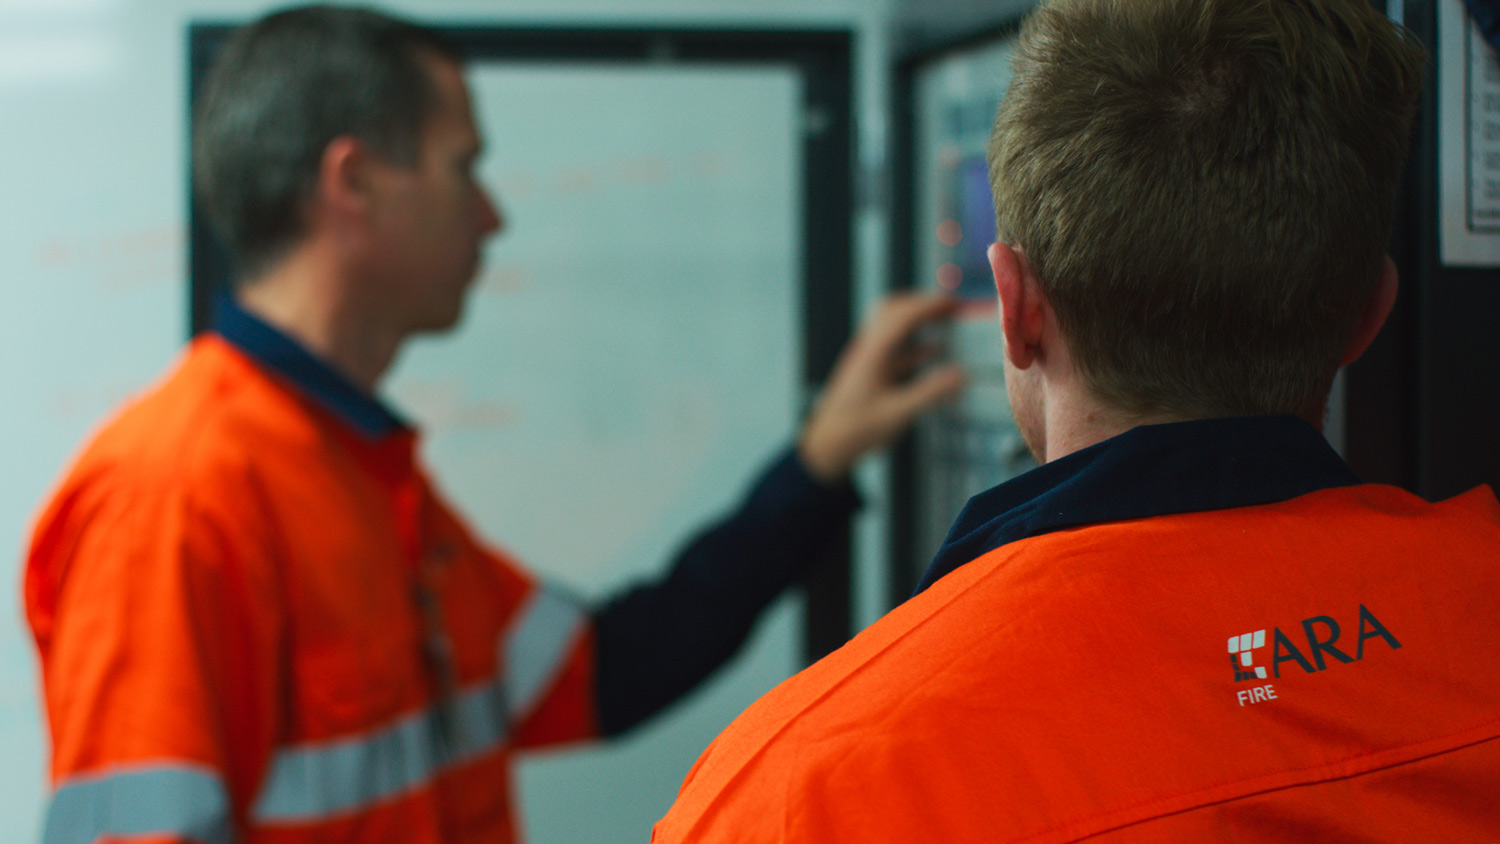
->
[915,415,1363,595]
[211,294,409,439]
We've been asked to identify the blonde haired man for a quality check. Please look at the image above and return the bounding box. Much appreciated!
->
[653,0,1500,840]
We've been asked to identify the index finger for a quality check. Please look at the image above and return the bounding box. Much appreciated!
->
[865,292,961,347]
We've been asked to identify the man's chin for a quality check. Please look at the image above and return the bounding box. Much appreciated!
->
[415,312,465,336]
[413,280,477,336]
[404,300,468,337]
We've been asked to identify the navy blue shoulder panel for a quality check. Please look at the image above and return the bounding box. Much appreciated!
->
[915,416,1362,595]
[211,294,409,439]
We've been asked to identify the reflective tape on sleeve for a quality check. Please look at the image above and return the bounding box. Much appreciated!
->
[440,681,508,766]
[249,583,582,827]
[251,703,439,823]
[44,763,232,844]
[251,681,508,824]
[501,585,586,722]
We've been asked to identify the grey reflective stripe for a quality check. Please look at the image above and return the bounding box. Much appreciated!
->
[252,683,509,823]
[44,764,232,844]
[502,585,586,721]
[251,701,439,823]
[251,585,583,825]
[443,682,508,765]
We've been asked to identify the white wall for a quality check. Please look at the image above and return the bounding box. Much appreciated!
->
[0,0,903,841]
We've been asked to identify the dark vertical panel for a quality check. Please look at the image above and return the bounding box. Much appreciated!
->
[1343,2,1424,490]
[887,49,922,608]
[795,37,855,664]
[1418,268,1500,498]
[1408,1,1500,499]
[1352,1,1500,501]
[797,38,854,387]
[188,26,235,336]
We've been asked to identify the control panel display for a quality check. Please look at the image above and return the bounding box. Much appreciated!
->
[909,35,1036,575]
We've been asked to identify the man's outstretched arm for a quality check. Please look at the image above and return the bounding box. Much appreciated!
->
[588,293,964,736]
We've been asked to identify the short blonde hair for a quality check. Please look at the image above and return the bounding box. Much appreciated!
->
[990,0,1425,420]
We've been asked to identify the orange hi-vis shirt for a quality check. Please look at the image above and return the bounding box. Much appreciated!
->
[27,334,597,844]
[27,296,860,844]
[653,418,1500,843]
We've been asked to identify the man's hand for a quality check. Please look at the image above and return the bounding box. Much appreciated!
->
[798,293,966,483]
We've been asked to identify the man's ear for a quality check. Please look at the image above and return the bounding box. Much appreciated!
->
[989,241,1046,370]
[312,136,376,228]
[1340,255,1399,367]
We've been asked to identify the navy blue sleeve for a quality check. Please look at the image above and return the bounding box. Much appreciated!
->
[592,445,861,737]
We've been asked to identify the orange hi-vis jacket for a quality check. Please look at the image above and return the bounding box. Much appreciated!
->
[27,298,860,844]
[27,333,597,844]
[653,417,1500,843]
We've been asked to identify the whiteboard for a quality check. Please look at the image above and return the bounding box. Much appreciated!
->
[384,64,805,844]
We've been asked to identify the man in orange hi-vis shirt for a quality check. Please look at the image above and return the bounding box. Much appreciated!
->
[23,7,966,844]
[653,0,1500,841]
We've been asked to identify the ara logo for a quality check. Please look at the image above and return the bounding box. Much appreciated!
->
[1229,604,1402,683]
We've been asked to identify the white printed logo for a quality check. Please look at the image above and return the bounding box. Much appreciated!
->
[1228,630,1268,682]
[1223,605,1403,707]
